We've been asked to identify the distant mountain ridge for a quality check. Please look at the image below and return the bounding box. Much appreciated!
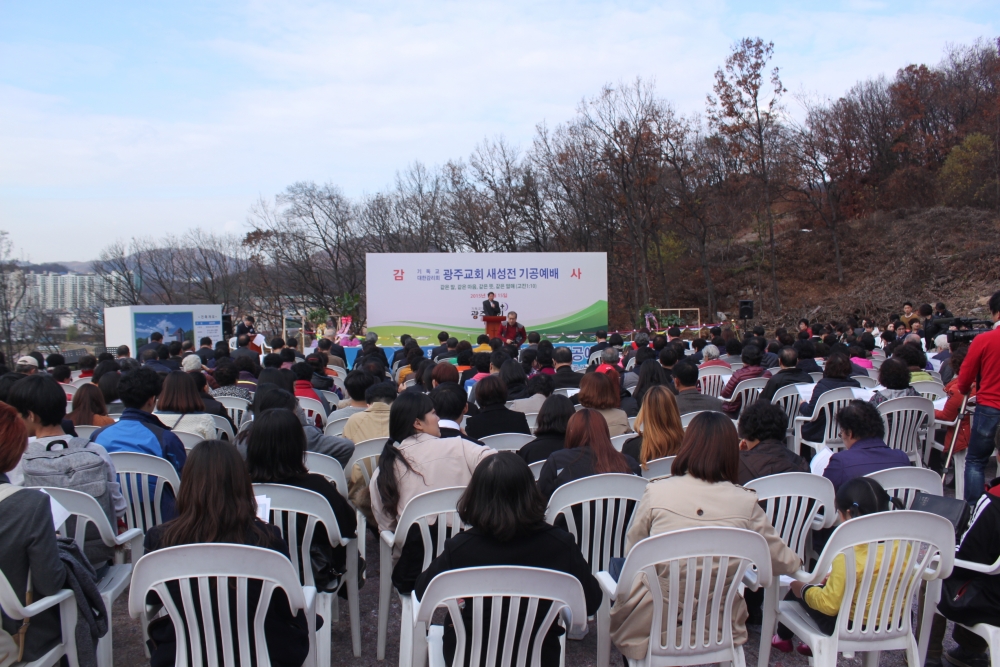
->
[17,260,95,274]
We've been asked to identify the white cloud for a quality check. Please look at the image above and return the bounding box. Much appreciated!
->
[0,0,996,262]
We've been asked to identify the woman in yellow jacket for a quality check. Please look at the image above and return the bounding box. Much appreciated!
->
[773,476,900,656]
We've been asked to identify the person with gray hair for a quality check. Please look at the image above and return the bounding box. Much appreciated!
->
[623,332,649,368]
[698,344,731,370]
[601,346,620,367]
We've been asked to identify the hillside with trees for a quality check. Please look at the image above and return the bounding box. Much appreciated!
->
[90,37,1000,331]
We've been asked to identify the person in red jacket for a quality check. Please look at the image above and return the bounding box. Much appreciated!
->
[957,290,1000,504]
[291,362,330,425]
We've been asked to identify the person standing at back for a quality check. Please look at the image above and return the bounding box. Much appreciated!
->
[957,290,1000,504]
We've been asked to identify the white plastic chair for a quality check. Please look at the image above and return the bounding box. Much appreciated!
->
[411,566,588,667]
[852,375,877,389]
[298,396,329,428]
[377,487,467,664]
[771,384,804,447]
[597,527,773,667]
[721,377,769,416]
[552,388,578,398]
[871,357,884,370]
[809,372,824,382]
[729,361,745,372]
[948,554,1000,667]
[524,412,538,431]
[764,511,954,667]
[697,368,728,399]
[320,390,340,406]
[479,432,534,451]
[628,416,637,430]
[303,451,349,499]
[172,430,205,451]
[253,483,360,659]
[912,381,946,402]
[71,377,92,388]
[41,487,144,667]
[324,416,351,437]
[877,396,935,465]
[641,456,675,481]
[867,368,881,379]
[128,543,319,667]
[625,357,637,371]
[0,569,79,667]
[74,424,99,440]
[679,411,707,429]
[347,438,386,556]
[865,466,942,508]
[546,473,649,667]
[929,370,943,383]
[107,451,181,533]
[63,385,76,402]
[331,375,347,396]
[589,350,603,365]
[529,460,545,480]
[210,413,235,441]
[793,387,856,456]
[216,395,250,425]
[610,434,632,452]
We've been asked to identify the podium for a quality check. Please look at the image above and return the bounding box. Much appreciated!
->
[483,316,505,340]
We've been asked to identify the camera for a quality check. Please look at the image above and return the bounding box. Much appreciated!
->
[941,317,994,344]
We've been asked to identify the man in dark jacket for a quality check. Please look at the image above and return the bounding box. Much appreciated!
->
[672,360,724,415]
[195,337,216,366]
[736,401,808,484]
[759,347,814,403]
[551,347,582,389]
[136,331,163,360]
[430,383,483,444]
[464,376,530,440]
[821,401,910,490]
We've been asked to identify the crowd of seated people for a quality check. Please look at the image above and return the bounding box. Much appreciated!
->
[1,301,997,667]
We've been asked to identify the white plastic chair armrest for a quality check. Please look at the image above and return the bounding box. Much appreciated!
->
[596,571,617,601]
[380,530,396,548]
[789,568,817,584]
[742,568,762,591]
[114,527,144,546]
[955,557,1000,575]
[410,591,423,627]
[22,588,74,616]
[793,415,811,424]
[302,585,317,617]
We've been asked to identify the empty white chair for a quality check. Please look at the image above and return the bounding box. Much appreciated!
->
[107,451,181,533]
[793,387,856,456]
[596,527,773,667]
[298,396,328,428]
[0,568,79,667]
[210,414,235,441]
[641,456,674,481]
[771,384,803,447]
[253,483,360,659]
[377,487,466,663]
[680,411,707,429]
[73,424,99,440]
[877,396,935,465]
[216,395,250,425]
[766,511,954,667]
[865,466,942,508]
[546,473,649,667]
[411,566,588,667]
[479,432,534,451]
[172,430,205,451]
[912,380,946,402]
[610,434,632,451]
[529,460,545,480]
[721,377,769,416]
[851,375,877,388]
[42,487,144,667]
[303,451,349,499]
[697,368,728,399]
[129,543,319,667]
[324,416,351,437]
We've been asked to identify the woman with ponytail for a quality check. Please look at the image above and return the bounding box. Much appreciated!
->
[370,392,495,570]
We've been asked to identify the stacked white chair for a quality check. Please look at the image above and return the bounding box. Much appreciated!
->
[410,566,588,667]
[377,486,466,664]
[41,487,144,667]
[129,543,319,667]
[765,511,954,667]
[253,483,361,659]
[596,527,773,667]
[545,474,649,667]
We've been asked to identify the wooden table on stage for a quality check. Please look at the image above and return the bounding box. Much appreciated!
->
[483,316,505,340]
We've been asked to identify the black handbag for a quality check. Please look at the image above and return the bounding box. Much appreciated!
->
[938,576,1000,626]
[910,492,970,536]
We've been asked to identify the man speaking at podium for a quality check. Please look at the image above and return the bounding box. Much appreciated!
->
[499,312,527,346]
[482,292,502,317]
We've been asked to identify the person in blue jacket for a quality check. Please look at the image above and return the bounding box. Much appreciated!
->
[92,366,186,519]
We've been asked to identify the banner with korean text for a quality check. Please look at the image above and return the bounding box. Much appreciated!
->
[366,253,608,344]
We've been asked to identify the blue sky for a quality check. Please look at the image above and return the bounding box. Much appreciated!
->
[1,1,998,263]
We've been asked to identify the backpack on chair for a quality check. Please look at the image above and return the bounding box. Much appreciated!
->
[20,437,116,567]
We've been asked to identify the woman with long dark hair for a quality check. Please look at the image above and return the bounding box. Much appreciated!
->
[632,359,670,407]
[517,394,575,464]
[67,382,115,427]
[609,412,800,661]
[143,440,311,667]
[98,370,124,415]
[413,453,602,666]
[246,409,356,584]
[536,408,640,499]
